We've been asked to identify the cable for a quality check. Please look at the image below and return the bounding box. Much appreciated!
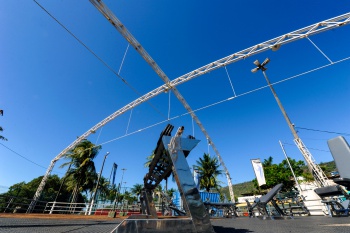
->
[224,66,236,97]
[93,55,350,148]
[168,90,171,121]
[282,142,330,153]
[118,44,130,75]
[295,126,350,136]
[33,0,350,148]
[125,108,133,134]
[21,3,350,166]
[33,0,166,119]
[307,37,333,64]
[0,142,64,174]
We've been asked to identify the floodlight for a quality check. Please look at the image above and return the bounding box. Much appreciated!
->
[271,44,281,51]
[251,67,259,73]
[253,60,260,66]
[261,58,270,66]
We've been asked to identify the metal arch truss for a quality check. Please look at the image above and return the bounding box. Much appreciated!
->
[90,0,235,203]
[28,9,350,212]
[167,12,350,87]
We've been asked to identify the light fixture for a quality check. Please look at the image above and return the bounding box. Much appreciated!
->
[251,67,259,73]
[271,44,281,51]
[261,58,270,66]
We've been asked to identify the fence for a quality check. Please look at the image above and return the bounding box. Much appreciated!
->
[0,195,48,213]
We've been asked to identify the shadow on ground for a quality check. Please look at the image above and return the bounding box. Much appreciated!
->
[213,225,253,233]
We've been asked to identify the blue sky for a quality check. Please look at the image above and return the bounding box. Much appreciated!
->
[1,1,350,195]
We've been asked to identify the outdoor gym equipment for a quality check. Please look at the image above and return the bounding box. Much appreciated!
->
[111,124,214,233]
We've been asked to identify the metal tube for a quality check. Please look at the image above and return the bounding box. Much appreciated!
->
[88,152,109,215]
[279,140,302,192]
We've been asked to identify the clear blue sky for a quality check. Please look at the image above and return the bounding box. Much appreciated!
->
[1,1,350,194]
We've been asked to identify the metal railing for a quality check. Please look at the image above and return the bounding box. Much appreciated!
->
[0,195,48,213]
[1,194,173,216]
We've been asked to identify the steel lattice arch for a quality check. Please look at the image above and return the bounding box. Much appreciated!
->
[27,9,350,212]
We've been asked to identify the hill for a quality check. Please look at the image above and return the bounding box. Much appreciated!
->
[220,160,337,201]
[220,181,257,201]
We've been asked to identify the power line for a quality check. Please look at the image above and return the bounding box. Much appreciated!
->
[93,56,350,148]
[295,126,350,136]
[21,2,350,172]
[33,0,166,119]
[281,142,330,153]
[0,142,64,174]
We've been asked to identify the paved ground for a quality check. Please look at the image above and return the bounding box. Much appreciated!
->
[1,214,350,232]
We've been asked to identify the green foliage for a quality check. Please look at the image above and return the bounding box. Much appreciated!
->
[220,160,335,201]
[122,191,137,204]
[252,156,308,192]
[155,184,163,193]
[60,139,101,197]
[194,153,223,192]
[0,126,7,141]
[165,188,176,198]
[95,176,111,202]
[0,175,84,213]
[319,161,337,177]
[144,150,155,168]
[0,110,7,141]
[220,181,258,202]
[130,183,143,199]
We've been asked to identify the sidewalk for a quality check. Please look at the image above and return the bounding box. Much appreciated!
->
[1,214,349,233]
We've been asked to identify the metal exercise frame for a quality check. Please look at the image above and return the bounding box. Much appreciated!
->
[112,125,214,233]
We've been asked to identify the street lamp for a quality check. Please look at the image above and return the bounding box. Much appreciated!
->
[88,151,109,215]
[251,58,329,187]
[251,58,298,139]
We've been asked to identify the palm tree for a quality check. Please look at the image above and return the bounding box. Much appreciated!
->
[94,176,110,202]
[60,139,101,203]
[131,183,143,201]
[155,184,163,193]
[194,153,223,192]
[0,110,7,141]
[165,188,176,199]
[144,150,155,168]
[0,126,7,141]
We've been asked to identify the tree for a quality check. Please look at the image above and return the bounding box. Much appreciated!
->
[165,188,176,198]
[144,150,155,168]
[194,153,223,192]
[123,190,137,204]
[94,176,111,202]
[155,184,163,193]
[131,183,143,200]
[0,175,81,213]
[0,110,7,141]
[60,139,101,203]
[252,156,308,192]
[0,126,7,141]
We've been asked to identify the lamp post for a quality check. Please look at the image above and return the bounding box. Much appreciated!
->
[251,58,329,187]
[113,168,126,211]
[88,151,109,215]
[251,58,298,139]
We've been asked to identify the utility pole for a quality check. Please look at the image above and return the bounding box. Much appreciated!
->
[88,151,109,215]
[251,58,329,188]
